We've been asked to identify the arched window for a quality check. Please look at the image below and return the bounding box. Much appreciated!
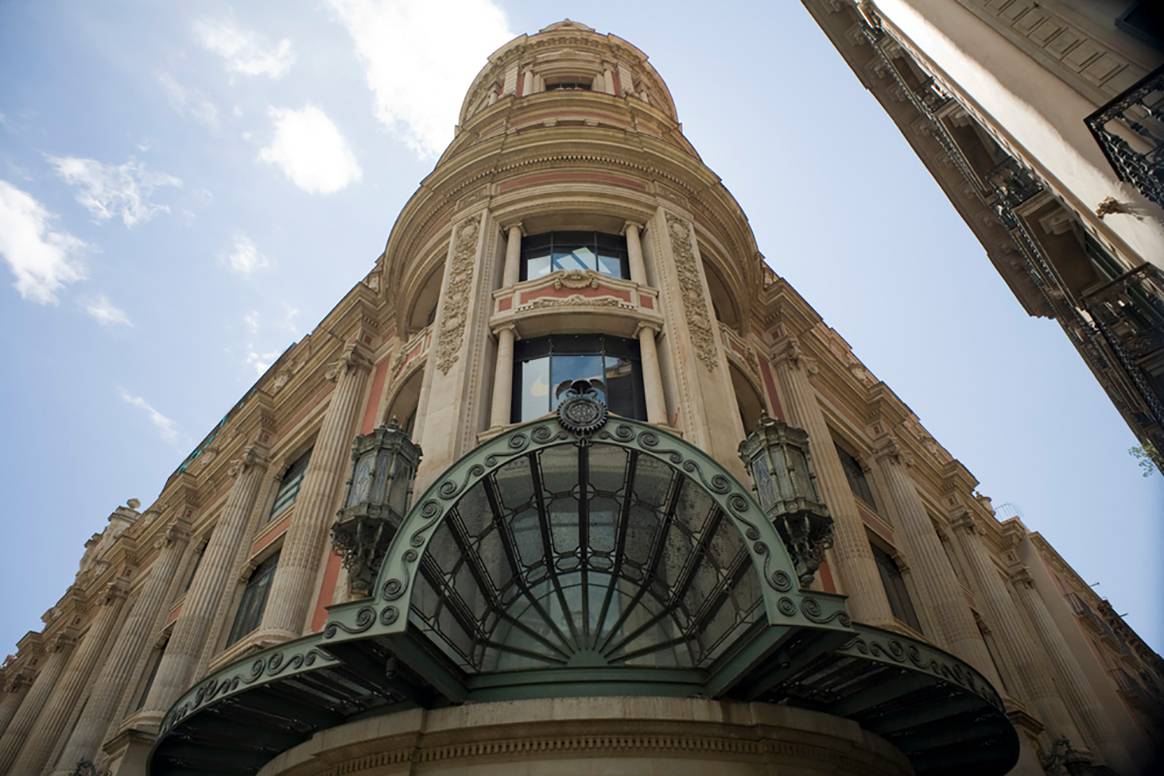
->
[521,231,629,281]
[512,334,646,422]
[226,552,279,646]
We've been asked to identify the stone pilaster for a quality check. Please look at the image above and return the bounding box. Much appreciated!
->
[414,210,500,491]
[1011,568,1131,770]
[0,632,74,773]
[770,337,893,624]
[140,443,269,718]
[50,522,191,774]
[0,674,31,739]
[259,339,372,637]
[949,512,1087,752]
[871,433,1002,685]
[647,209,742,473]
[7,581,128,775]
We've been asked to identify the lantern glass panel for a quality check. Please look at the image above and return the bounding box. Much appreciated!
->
[786,446,810,499]
[751,453,776,511]
[771,447,793,502]
[387,451,411,515]
[349,450,376,507]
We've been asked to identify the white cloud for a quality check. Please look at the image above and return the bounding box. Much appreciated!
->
[195,18,294,78]
[259,105,362,194]
[157,72,220,129]
[327,0,513,157]
[82,294,132,326]
[223,233,270,276]
[119,389,179,444]
[246,349,281,375]
[0,179,87,304]
[281,303,300,335]
[48,156,182,228]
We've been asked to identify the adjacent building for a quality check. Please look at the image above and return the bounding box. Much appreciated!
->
[802,0,1164,464]
[1,18,1161,776]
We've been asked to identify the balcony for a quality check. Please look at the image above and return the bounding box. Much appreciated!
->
[491,269,662,338]
[1086,65,1164,208]
[1083,264,1164,363]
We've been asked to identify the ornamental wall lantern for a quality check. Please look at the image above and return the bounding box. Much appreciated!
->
[332,419,422,596]
[738,414,834,586]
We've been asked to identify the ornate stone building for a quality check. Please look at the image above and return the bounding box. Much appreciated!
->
[1,18,1161,776]
[802,0,1164,464]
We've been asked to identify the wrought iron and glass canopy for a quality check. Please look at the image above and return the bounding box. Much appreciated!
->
[150,391,1018,776]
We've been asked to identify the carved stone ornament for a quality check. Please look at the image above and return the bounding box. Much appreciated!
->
[556,380,609,435]
[522,295,633,311]
[553,270,599,290]
[325,340,373,382]
[435,215,481,375]
[665,213,718,371]
[227,444,266,478]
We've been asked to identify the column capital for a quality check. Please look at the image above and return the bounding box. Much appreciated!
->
[634,320,661,338]
[771,336,818,375]
[3,671,32,693]
[227,442,269,479]
[501,221,524,236]
[1010,567,1036,590]
[325,339,374,382]
[950,510,979,536]
[101,579,130,606]
[872,432,913,468]
[494,322,518,336]
[159,520,191,549]
[48,632,77,653]
[621,220,645,236]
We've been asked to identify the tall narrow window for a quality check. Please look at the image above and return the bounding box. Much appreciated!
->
[836,442,877,508]
[181,538,208,594]
[134,642,167,710]
[269,449,312,520]
[225,552,279,646]
[871,542,921,631]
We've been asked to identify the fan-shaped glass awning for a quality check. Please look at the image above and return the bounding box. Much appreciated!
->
[150,406,1018,776]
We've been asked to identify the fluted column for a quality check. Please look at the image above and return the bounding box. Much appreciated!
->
[50,523,191,775]
[1011,568,1131,770]
[141,444,268,716]
[0,634,74,773]
[8,581,128,775]
[489,325,516,427]
[636,322,667,424]
[872,435,1002,685]
[623,222,647,284]
[0,676,31,739]
[501,224,522,287]
[771,337,893,623]
[260,341,372,636]
[950,513,1087,751]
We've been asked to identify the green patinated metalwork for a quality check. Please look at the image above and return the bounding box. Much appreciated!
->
[322,415,847,657]
[158,633,338,737]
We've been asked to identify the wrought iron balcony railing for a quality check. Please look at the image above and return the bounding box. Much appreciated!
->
[1083,263,1164,363]
[1086,65,1164,208]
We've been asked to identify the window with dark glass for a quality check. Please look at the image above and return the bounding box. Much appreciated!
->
[836,442,877,508]
[225,552,279,646]
[180,539,208,594]
[134,643,166,710]
[512,334,646,422]
[871,542,921,631]
[269,449,312,520]
[520,231,629,281]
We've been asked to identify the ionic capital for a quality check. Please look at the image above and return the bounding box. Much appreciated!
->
[872,432,911,467]
[501,221,525,236]
[621,221,645,236]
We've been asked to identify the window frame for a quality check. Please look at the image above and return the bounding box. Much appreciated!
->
[268,448,312,521]
[225,551,280,647]
[835,441,877,509]
[511,334,647,423]
[519,231,629,282]
[870,540,922,632]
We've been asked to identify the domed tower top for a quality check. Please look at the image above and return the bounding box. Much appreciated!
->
[457,18,680,127]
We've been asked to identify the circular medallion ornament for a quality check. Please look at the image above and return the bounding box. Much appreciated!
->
[556,379,609,434]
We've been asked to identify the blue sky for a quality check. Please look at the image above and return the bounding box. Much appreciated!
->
[1,0,1160,658]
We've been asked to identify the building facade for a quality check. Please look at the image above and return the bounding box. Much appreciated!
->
[0,18,1161,776]
[802,0,1164,465]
